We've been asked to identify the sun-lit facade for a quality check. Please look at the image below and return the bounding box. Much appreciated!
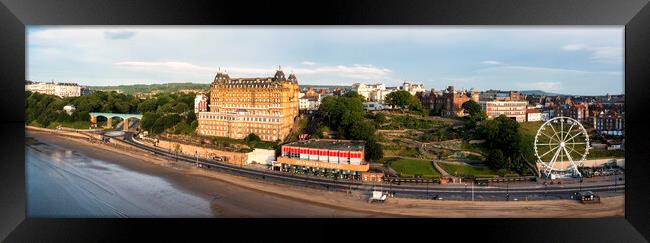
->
[197,69,300,141]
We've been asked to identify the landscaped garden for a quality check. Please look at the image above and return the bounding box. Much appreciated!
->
[438,162,519,178]
[389,158,440,178]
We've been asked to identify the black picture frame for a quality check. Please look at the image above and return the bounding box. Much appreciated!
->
[1,0,649,242]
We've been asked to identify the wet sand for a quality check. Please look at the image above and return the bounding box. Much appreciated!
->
[27,130,378,217]
[26,129,624,218]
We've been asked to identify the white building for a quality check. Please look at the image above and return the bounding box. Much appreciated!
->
[351,83,397,103]
[26,81,81,97]
[194,94,208,113]
[479,100,528,123]
[526,108,542,122]
[63,105,76,115]
[299,96,320,111]
[25,81,55,95]
[54,83,81,97]
[399,81,425,95]
[299,97,309,110]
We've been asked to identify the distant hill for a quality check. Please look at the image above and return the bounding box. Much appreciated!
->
[519,90,567,96]
[299,84,350,90]
[89,82,352,95]
[89,83,209,94]
[519,90,624,97]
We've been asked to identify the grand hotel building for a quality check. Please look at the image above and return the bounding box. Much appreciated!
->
[196,69,300,141]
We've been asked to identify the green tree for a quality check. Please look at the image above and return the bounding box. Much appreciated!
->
[174,102,189,113]
[244,133,261,143]
[151,117,166,134]
[138,98,158,113]
[161,114,181,129]
[342,91,366,102]
[385,90,413,111]
[174,120,191,134]
[317,96,338,125]
[186,111,197,124]
[190,120,198,131]
[347,120,376,140]
[462,100,482,117]
[155,95,173,107]
[374,113,386,123]
[408,95,423,112]
[478,115,522,170]
[141,112,162,132]
[157,103,175,113]
[337,97,364,129]
[486,149,507,169]
[364,137,383,162]
[113,100,130,113]
[244,133,262,147]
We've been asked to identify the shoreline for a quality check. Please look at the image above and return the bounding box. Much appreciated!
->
[26,130,380,217]
[26,129,625,218]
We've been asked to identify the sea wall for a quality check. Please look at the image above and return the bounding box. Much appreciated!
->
[146,138,248,166]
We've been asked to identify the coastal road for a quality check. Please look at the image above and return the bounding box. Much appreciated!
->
[116,132,624,201]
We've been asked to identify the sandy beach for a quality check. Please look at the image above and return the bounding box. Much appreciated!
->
[26,129,625,218]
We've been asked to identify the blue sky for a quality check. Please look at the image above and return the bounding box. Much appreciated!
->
[27,26,623,95]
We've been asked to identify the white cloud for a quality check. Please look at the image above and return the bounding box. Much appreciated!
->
[477,65,621,76]
[562,44,622,64]
[562,44,588,51]
[589,47,623,64]
[481,60,502,65]
[104,30,136,40]
[27,26,622,90]
[516,82,562,91]
[113,61,392,81]
[295,64,392,80]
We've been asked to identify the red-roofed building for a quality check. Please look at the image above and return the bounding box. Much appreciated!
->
[526,108,542,122]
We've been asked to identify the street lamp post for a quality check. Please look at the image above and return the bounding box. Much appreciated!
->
[544,178,548,199]
[579,177,583,192]
[465,184,468,201]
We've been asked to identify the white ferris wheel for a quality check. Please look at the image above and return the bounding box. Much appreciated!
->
[534,116,590,178]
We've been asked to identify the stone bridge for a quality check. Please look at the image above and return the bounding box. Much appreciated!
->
[89,112,143,131]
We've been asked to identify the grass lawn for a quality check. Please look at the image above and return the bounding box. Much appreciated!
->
[47,121,92,129]
[587,149,624,159]
[375,156,400,164]
[380,115,443,130]
[439,162,505,178]
[389,158,440,178]
[519,121,543,136]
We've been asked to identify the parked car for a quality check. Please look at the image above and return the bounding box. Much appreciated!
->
[573,191,601,204]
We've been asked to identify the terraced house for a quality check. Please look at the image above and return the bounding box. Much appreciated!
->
[197,68,300,141]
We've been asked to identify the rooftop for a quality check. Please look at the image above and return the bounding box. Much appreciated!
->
[213,69,298,84]
[527,109,540,113]
[284,139,365,151]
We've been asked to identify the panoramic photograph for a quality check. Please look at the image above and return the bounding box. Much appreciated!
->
[25,26,625,218]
